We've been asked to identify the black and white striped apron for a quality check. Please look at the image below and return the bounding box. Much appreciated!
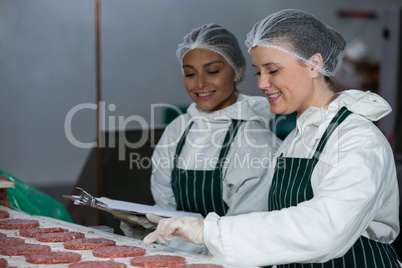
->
[171,119,242,217]
[268,107,400,267]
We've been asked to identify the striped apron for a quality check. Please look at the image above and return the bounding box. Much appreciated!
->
[268,107,400,267]
[171,119,242,217]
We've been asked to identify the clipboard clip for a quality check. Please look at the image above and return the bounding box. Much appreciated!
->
[74,187,108,208]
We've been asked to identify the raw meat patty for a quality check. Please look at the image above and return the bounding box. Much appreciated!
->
[19,227,68,237]
[25,251,81,264]
[0,218,39,229]
[130,255,186,267]
[0,210,9,219]
[93,245,146,258]
[0,258,7,268]
[35,231,85,242]
[64,238,116,250]
[0,175,11,207]
[0,243,51,256]
[68,260,127,268]
[0,236,25,246]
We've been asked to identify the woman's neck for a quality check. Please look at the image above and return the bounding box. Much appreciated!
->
[314,77,336,109]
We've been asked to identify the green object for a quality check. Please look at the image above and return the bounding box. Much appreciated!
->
[269,112,297,140]
[163,105,189,125]
[0,169,73,222]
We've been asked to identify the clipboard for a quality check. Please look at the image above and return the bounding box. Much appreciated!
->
[63,188,203,219]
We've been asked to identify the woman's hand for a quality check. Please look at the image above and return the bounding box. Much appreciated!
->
[143,216,204,245]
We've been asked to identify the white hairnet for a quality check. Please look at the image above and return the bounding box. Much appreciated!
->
[245,9,346,77]
[176,23,246,82]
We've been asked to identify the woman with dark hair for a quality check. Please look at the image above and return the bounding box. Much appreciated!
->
[144,9,400,267]
[114,23,280,255]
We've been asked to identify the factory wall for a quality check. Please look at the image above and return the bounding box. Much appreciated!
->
[0,0,401,192]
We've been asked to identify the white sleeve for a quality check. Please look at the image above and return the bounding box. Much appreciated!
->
[204,121,399,266]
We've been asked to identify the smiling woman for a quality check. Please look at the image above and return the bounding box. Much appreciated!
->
[182,48,238,112]
[112,23,281,255]
[143,9,401,268]
[250,46,336,115]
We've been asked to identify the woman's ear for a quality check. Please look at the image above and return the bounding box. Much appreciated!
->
[309,53,324,78]
[234,75,239,82]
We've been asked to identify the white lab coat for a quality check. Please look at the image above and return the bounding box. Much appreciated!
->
[204,90,400,266]
[150,93,281,254]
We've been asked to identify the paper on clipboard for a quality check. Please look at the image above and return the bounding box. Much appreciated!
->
[64,195,203,219]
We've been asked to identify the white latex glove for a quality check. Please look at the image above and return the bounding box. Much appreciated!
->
[112,212,161,229]
[146,213,163,225]
[143,216,204,245]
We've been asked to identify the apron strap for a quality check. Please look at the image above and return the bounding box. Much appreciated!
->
[173,121,194,167]
[313,107,352,160]
[216,120,243,170]
[173,119,243,169]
